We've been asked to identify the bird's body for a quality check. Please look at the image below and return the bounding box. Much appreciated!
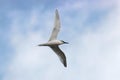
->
[38,9,68,67]
[38,40,64,46]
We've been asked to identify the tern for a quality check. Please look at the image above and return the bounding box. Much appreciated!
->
[38,9,68,67]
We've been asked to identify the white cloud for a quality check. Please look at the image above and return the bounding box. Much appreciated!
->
[3,0,120,80]
[73,1,120,80]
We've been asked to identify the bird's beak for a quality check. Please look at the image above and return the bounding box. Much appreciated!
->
[64,42,69,44]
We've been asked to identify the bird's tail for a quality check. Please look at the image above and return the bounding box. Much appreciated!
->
[38,43,47,46]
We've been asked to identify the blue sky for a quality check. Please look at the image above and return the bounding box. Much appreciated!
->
[0,0,120,80]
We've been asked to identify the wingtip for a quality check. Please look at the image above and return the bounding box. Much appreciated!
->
[64,64,67,68]
[55,8,58,12]
[64,61,67,68]
[55,9,59,14]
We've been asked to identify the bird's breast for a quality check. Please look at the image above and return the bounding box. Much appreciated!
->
[47,40,62,46]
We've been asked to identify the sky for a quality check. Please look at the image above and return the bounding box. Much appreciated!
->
[0,0,120,80]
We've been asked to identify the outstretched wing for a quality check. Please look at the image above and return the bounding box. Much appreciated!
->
[49,9,60,41]
[50,45,67,67]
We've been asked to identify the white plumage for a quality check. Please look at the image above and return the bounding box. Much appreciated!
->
[38,9,68,67]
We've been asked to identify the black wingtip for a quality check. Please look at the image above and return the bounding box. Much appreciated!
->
[64,64,67,68]
[64,61,67,68]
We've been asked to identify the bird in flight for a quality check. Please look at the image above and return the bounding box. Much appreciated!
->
[38,9,68,67]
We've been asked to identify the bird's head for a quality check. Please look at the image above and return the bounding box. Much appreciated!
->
[60,40,69,44]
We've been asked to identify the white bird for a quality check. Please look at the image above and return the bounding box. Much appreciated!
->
[38,9,68,67]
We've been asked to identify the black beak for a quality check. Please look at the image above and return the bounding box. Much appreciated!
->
[64,42,69,44]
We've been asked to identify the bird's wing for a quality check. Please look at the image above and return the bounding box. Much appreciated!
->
[50,45,67,67]
[49,9,60,41]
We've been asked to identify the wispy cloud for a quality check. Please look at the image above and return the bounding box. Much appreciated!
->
[1,0,120,80]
